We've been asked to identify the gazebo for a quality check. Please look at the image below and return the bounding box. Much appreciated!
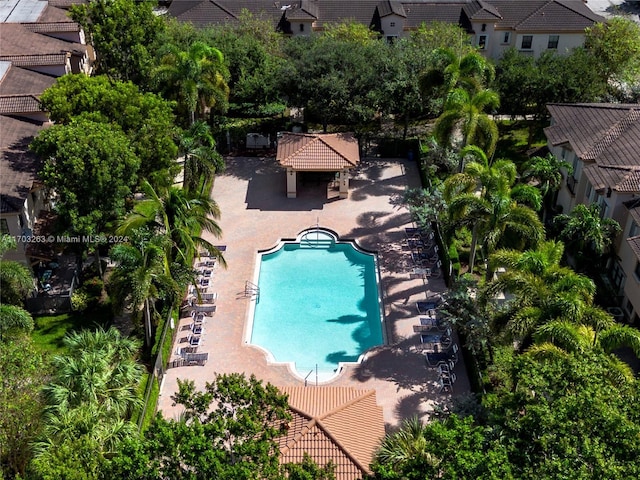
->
[276,132,360,198]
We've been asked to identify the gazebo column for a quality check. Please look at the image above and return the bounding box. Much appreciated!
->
[338,169,349,198]
[287,168,297,198]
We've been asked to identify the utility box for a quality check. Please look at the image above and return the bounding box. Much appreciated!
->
[246,133,270,150]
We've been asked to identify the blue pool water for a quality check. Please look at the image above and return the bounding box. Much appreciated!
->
[249,232,383,380]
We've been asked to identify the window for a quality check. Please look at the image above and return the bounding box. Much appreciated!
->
[0,218,9,235]
[634,262,640,282]
[299,23,304,32]
[631,221,640,238]
[521,35,533,49]
[390,22,395,27]
[502,32,510,44]
[478,35,487,50]
[481,23,486,32]
[548,35,559,49]
[611,261,626,292]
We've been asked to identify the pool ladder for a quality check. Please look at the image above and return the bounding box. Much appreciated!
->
[245,280,259,299]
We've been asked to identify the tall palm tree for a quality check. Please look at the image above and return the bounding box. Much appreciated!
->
[521,153,573,223]
[528,320,640,385]
[434,87,500,160]
[117,180,226,267]
[155,41,229,125]
[444,148,543,274]
[179,121,225,194]
[109,233,177,347]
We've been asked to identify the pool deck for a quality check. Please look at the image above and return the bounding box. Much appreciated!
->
[158,156,471,430]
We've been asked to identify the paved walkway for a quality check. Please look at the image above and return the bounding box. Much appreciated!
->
[158,156,471,430]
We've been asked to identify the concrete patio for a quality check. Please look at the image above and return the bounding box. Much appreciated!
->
[157,155,471,430]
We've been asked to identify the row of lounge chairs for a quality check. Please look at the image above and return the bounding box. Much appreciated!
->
[405,227,442,279]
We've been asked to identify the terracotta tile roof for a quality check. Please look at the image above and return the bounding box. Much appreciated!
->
[0,63,55,95]
[627,236,640,262]
[0,114,46,214]
[282,1,320,21]
[402,2,470,28]
[0,94,42,114]
[583,164,640,194]
[465,0,502,21]
[35,4,75,23]
[0,23,85,56]
[277,132,360,171]
[277,386,385,479]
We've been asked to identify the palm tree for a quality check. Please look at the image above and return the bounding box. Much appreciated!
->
[375,417,441,474]
[485,241,602,344]
[444,148,543,274]
[155,41,229,125]
[528,320,640,385]
[179,121,225,194]
[0,235,34,306]
[434,87,500,160]
[521,153,573,223]
[553,203,621,266]
[117,180,226,267]
[36,328,142,460]
[109,232,178,347]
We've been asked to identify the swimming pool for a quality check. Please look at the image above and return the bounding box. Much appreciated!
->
[247,229,384,382]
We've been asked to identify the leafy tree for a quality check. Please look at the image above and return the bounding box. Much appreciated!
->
[552,203,621,265]
[106,373,290,479]
[486,353,640,479]
[410,22,473,56]
[0,304,34,340]
[585,17,640,84]
[31,116,140,275]
[322,21,378,44]
[282,453,336,480]
[155,41,230,125]
[0,234,33,306]
[70,0,166,87]
[203,12,285,115]
[0,337,47,478]
[117,181,226,267]
[39,74,179,189]
[279,34,379,132]
[179,120,225,194]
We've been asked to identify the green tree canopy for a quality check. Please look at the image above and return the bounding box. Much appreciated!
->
[0,234,33,306]
[39,74,179,188]
[585,17,640,84]
[106,373,291,479]
[70,0,166,87]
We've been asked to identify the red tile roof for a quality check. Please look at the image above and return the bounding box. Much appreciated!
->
[0,53,69,67]
[0,63,55,95]
[0,94,42,114]
[546,104,640,192]
[276,132,360,171]
[627,236,640,262]
[278,386,385,479]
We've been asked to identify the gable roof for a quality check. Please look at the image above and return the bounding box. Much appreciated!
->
[0,61,55,95]
[0,23,85,57]
[278,386,385,480]
[377,0,406,18]
[0,115,46,214]
[487,0,603,30]
[546,103,640,193]
[276,132,360,171]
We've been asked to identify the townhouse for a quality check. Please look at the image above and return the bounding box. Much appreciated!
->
[545,103,640,323]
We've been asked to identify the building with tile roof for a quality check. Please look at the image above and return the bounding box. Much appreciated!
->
[276,132,360,198]
[545,103,640,324]
[0,0,92,265]
[277,386,385,479]
[166,0,604,59]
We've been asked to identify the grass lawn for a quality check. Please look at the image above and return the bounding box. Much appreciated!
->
[495,120,547,166]
[32,304,112,355]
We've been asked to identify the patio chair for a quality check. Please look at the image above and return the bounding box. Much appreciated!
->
[425,344,459,367]
[438,372,457,393]
[416,296,443,314]
[188,335,201,346]
[191,323,203,335]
